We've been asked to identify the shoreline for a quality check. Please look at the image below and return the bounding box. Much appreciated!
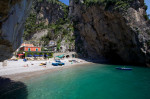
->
[0,59,94,81]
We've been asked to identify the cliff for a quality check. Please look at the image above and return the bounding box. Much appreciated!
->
[70,0,150,66]
[0,0,33,61]
[23,0,75,52]
[24,0,67,40]
[0,0,149,67]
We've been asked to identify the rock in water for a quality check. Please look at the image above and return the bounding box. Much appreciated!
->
[0,0,33,61]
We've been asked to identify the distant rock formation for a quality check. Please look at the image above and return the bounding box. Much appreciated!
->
[0,0,33,61]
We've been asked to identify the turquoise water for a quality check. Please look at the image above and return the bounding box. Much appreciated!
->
[1,64,150,99]
[24,64,150,99]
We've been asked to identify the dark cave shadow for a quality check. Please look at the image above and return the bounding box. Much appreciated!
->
[0,77,28,99]
[77,57,146,67]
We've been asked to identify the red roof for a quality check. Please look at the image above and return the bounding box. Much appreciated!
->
[21,43,34,47]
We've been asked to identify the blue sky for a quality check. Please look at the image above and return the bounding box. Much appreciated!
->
[59,0,69,5]
[59,0,150,15]
[145,0,150,15]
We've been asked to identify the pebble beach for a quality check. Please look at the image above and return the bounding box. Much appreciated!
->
[0,58,91,80]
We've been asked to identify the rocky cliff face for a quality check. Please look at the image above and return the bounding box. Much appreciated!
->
[70,0,150,66]
[34,0,66,25]
[0,0,33,61]
[0,0,149,67]
[24,0,75,52]
[24,0,67,40]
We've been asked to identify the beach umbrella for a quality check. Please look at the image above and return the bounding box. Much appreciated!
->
[18,54,23,57]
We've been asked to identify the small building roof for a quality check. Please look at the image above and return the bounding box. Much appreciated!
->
[21,43,34,47]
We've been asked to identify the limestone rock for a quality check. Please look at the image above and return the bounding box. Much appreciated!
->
[0,0,33,61]
[35,1,65,25]
[70,0,150,66]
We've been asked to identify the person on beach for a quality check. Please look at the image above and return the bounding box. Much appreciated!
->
[23,64,28,67]
[22,52,25,59]
[2,60,7,67]
[44,53,47,60]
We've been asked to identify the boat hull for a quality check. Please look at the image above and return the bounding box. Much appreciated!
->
[58,62,65,65]
[52,63,59,66]
[52,62,65,66]
[115,67,133,70]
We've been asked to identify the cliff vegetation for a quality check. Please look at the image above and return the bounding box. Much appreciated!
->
[23,0,75,52]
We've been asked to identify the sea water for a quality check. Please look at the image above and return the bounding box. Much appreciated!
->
[2,64,150,99]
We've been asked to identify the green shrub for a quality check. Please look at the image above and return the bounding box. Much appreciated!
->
[36,52,40,55]
[47,53,53,58]
[25,52,34,57]
[25,52,28,57]
[41,47,45,51]
[41,35,50,46]
[144,14,149,21]
[57,41,61,51]
[39,52,43,55]
[82,0,133,12]
[50,53,54,58]
[144,3,148,11]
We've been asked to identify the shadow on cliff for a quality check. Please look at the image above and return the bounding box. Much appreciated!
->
[76,53,146,67]
[0,77,28,99]
[74,31,146,66]
[78,57,146,67]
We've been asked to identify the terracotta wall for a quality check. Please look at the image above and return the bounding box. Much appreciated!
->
[24,47,41,51]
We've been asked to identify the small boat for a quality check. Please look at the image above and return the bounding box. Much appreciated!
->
[115,67,133,70]
[52,63,59,66]
[55,60,61,62]
[58,62,65,66]
[40,63,47,66]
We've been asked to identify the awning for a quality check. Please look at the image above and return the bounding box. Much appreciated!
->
[56,54,64,58]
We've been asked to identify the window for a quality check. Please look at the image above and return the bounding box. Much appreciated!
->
[36,48,38,51]
[28,48,31,51]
